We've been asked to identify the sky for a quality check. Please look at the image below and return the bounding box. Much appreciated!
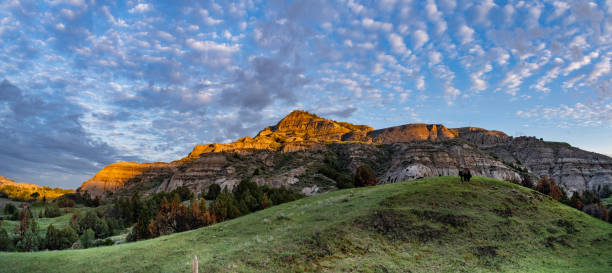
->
[0,0,611,189]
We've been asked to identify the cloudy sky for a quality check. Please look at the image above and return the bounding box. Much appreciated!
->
[1,0,611,189]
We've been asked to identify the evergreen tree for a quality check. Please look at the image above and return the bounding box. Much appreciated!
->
[0,228,13,251]
[353,165,377,187]
[80,229,95,249]
[205,184,222,200]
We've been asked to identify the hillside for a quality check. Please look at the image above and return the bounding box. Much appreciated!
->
[2,176,610,272]
[0,175,74,201]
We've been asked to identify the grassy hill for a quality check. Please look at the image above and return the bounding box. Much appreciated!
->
[1,176,610,272]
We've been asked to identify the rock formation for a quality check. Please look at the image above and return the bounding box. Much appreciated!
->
[78,110,612,198]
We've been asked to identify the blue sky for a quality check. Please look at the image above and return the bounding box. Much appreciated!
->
[0,0,611,189]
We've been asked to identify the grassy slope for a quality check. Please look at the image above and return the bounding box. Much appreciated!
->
[1,176,610,273]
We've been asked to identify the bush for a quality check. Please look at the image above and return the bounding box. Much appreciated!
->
[210,192,241,222]
[354,165,377,187]
[205,184,221,200]
[94,238,114,247]
[536,177,562,201]
[80,229,95,249]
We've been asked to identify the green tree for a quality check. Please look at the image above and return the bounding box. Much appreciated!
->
[16,227,41,251]
[210,192,241,222]
[0,228,13,251]
[353,165,377,187]
[80,228,95,249]
[205,184,222,200]
[58,226,78,250]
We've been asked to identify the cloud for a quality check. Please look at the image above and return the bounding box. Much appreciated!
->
[413,29,429,49]
[388,33,409,55]
[458,24,475,44]
[517,102,612,127]
[564,51,599,76]
[470,63,493,91]
[128,3,152,14]
[0,80,135,188]
[361,17,392,32]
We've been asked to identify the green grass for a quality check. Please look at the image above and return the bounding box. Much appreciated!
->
[1,176,610,272]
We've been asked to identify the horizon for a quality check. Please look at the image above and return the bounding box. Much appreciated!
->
[1,0,611,189]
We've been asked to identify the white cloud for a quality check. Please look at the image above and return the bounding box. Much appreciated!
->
[531,66,561,92]
[362,18,392,32]
[517,103,612,127]
[429,51,442,65]
[388,33,409,55]
[587,56,611,82]
[186,39,239,53]
[425,0,447,34]
[129,3,152,14]
[564,51,599,76]
[473,0,496,25]
[458,25,474,44]
[470,63,493,91]
[200,9,223,25]
[413,29,429,49]
[416,75,425,91]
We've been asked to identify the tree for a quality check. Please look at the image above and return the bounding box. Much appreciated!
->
[205,184,221,200]
[44,205,62,218]
[3,203,17,215]
[535,176,562,201]
[0,228,13,251]
[209,192,241,222]
[583,203,610,222]
[80,229,95,249]
[45,224,60,250]
[16,227,41,252]
[78,211,109,238]
[30,192,40,200]
[353,165,377,187]
[568,192,584,210]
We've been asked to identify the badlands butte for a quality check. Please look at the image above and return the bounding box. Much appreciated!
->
[79,110,612,198]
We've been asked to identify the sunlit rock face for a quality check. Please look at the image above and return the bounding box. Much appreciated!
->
[78,110,612,198]
[79,162,172,197]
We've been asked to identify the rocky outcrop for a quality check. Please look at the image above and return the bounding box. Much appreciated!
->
[483,137,612,195]
[79,162,172,197]
[380,141,521,184]
[78,110,612,198]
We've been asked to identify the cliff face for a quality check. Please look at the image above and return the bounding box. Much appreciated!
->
[78,110,612,197]
[79,162,172,197]
[482,137,612,195]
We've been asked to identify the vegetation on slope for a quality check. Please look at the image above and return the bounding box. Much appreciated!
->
[0,176,610,272]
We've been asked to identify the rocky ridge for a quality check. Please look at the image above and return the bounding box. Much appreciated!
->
[78,110,612,198]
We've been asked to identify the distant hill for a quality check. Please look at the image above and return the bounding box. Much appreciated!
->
[0,175,73,201]
[2,177,610,272]
[78,110,612,199]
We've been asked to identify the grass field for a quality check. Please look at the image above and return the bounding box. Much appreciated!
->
[0,176,610,272]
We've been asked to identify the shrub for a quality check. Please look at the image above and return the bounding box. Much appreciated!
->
[353,165,377,187]
[205,184,221,200]
[172,186,193,201]
[80,229,95,249]
[94,238,114,247]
